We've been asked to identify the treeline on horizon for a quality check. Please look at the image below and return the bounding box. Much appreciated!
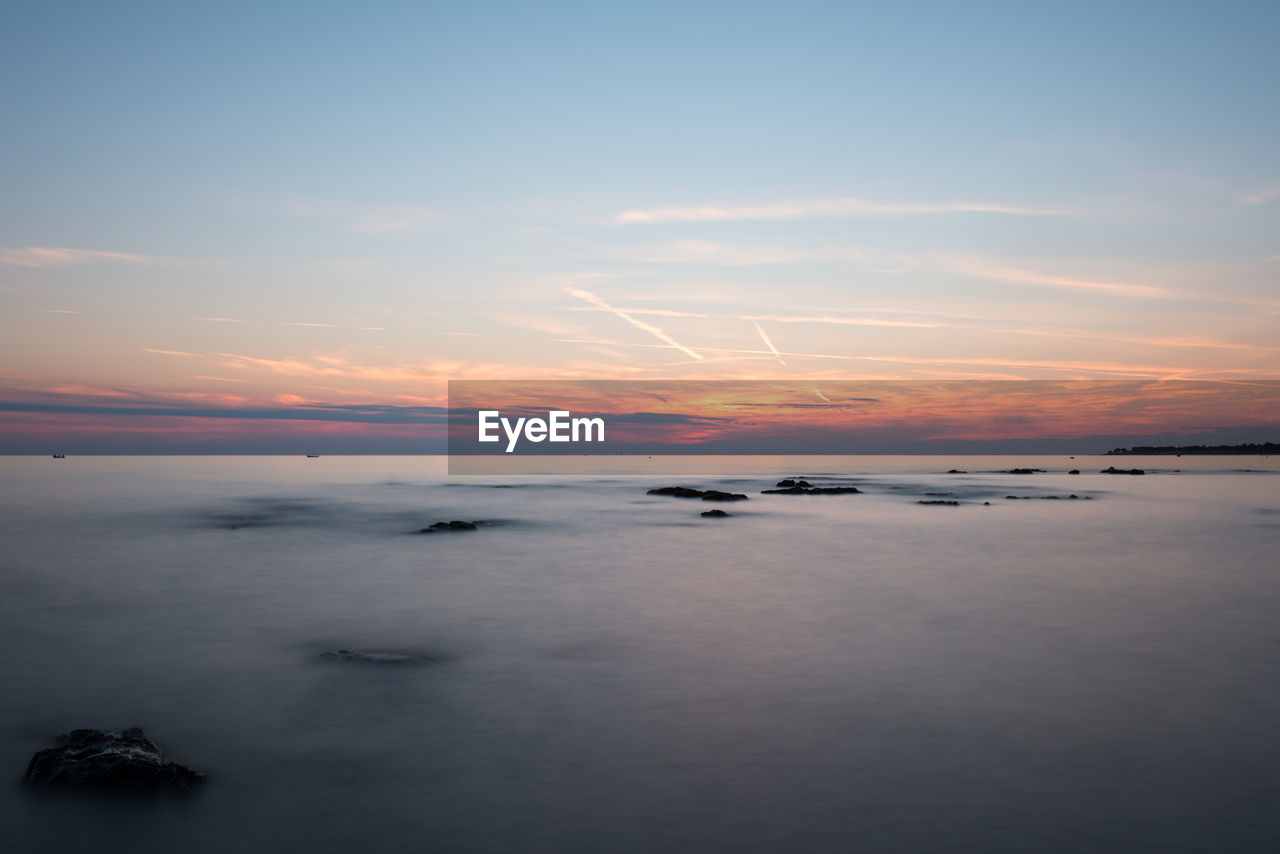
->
[1106,442,1280,455]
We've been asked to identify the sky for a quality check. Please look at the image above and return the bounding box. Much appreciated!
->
[1,1,1278,452]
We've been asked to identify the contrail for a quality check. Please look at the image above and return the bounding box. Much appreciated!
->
[566,287,703,360]
[751,320,786,365]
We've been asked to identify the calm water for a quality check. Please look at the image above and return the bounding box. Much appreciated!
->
[2,455,1279,853]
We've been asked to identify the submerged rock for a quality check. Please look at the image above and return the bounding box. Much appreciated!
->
[1101,466,1145,475]
[322,649,432,664]
[647,487,749,501]
[23,728,205,793]
[761,485,862,495]
[701,509,731,518]
[419,520,478,532]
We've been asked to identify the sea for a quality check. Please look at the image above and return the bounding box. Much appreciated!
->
[1,454,1278,853]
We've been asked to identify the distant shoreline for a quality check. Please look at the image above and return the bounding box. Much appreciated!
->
[1106,443,1279,455]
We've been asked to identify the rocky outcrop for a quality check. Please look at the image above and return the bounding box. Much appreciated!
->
[761,485,861,495]
[322,649,433,664]
[419,520,478,532]
[1007,468,1044,475]
[700,509,731,518]
[646,487,749,501]
[23,728,205,793]
[917,500,960,506]
[1101,466,1145,475]
[775,479,813,488]
[946,469,968,474]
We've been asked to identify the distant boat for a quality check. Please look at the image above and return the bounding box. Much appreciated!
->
[306,454,320,458]
[52,453,66,459]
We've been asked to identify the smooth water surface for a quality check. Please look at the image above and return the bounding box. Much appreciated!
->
[2,455,1278,852]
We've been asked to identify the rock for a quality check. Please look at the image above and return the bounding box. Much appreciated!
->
[647,486,707,498]
[701,509,731,518]
[983,501,991,505]
[322,649,432,664]
[946,469,968,474]
[761,485,861,495]
[1068,469,1080,475]
[1008,468,1044,475]
[917,500,960,506]
[1069,494,1079,499]
[775,479,812,488]
[1101,466,1145,475]
[924,492,954,497]
[701,490,749,502]
[23,728,205,793]
[646,487,748,501]
[419,520,478,532]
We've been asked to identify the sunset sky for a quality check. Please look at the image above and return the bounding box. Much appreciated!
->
[2,1,1278,451]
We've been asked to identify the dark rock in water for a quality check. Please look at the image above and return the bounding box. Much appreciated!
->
[1005,495,1027,500]
[1043,495,1061,500]
[322,649,432,664]
[646,486,748,501]
[1007,468,1044,475]
[1101,466,1145,475]
[917,500,960,506]
[701,490,749,502]
[946,469,968,474]
[775,478,813,488]
[983,501,991,505]
[23,728,205,793]
[924,492,954,497]
[1068,469,1081,475]
[761,485,861,495]
[701,509,731,518]
[1069,494,1079,500]
[419,520,478,532]
[647,486,707,498]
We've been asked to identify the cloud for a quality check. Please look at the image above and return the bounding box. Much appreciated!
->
[39,309,82,315]
[142,348,197,357]
[1240,185,1280,205]
[0,399,451,424]
[751,320,786,365]
[936,256,1176,299]
[565,287,703,360]
[613,197,1070,224]
[0,246,149,268]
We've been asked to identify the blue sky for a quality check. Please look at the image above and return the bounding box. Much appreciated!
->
[1,1,1278,449]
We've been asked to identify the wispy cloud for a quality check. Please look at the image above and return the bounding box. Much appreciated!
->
[142,348,197,357]
[936,256,1176,299]
[751,320,786,365]
[1240,185,1280,205]
[197,316,247,324]
[39,309,82,315]
[613,197,1069,224]
[1,246,149,268]
[565,287,703,360]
